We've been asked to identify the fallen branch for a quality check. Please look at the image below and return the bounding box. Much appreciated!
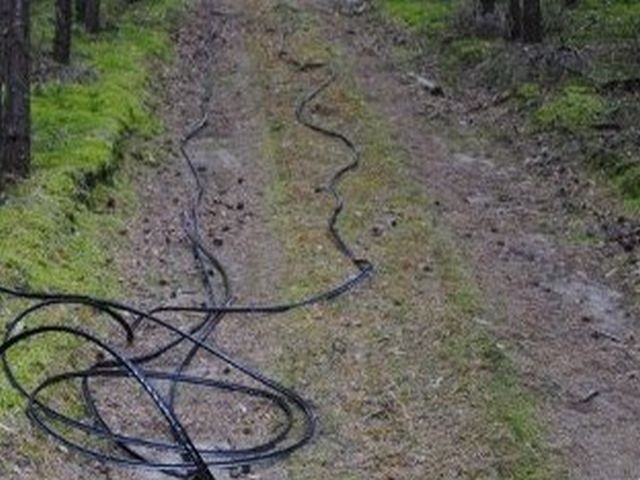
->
[409,72,444,96]
[0,421,15,434]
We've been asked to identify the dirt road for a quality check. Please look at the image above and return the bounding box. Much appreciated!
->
[5,1,640,479]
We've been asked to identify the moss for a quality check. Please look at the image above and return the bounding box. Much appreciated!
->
[535,86,606,132]
[382,0,455,33]
[568,0,640,42]
[516,82,542,103]
[439,37,495,85]
[447,37,493,64]
[589,149,640,207]
[616,166,640,203]
[0,0,182,412]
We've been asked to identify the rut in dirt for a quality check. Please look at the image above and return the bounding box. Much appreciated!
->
[323,4,640,480]
[0,2,373,480]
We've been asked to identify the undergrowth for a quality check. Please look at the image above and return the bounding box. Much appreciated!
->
[0,0,183,412]
[381,0,640,206]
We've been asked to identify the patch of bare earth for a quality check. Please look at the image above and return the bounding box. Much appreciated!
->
[107,2,294,480]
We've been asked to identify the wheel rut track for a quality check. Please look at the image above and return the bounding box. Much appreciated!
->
[0,3,372,479]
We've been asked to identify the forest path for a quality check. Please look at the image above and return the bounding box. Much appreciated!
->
[308,3,640,480]
[5,1,640,480]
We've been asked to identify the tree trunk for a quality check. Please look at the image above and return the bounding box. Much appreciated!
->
[75,0,86,22]
[53,0,72,64]
[522,0,543,43]
[480,0,496,15]
[508,0,522,40]
[3,0,31,181]
[84,0,100,33]
[0,0,9,184]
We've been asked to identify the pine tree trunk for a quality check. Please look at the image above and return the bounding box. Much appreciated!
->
[508,0,522,40]
[53,0,72,64]
[522,0,543,43]
[480,0,496,15]
[0,0,8,184]
[84,0,100,33]
[3,0,31,181]
[75,0,86,22]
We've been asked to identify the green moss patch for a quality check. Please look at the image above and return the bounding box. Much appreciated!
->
[568,0,640,42]
[382,0,455,33]
[0,0,183,412]
[535,86,606,132]
[515,82,542,103]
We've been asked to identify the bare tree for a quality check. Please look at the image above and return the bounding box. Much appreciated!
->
[2,0,31,181]
[84,0,100,33]
[53,0,72,64]
[522,0,543,42]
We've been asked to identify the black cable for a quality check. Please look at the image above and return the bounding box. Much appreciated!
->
[0,10,372,480]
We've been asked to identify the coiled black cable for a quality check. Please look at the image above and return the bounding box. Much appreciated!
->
[0,9,372,480]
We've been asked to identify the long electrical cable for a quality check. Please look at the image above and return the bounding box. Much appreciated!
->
[0,8,372,480]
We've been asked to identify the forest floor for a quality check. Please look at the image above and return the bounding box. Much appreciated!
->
[3,1,640,480]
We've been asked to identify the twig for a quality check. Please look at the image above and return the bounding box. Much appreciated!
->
[409,72,444,96]
[0,421,16,434]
